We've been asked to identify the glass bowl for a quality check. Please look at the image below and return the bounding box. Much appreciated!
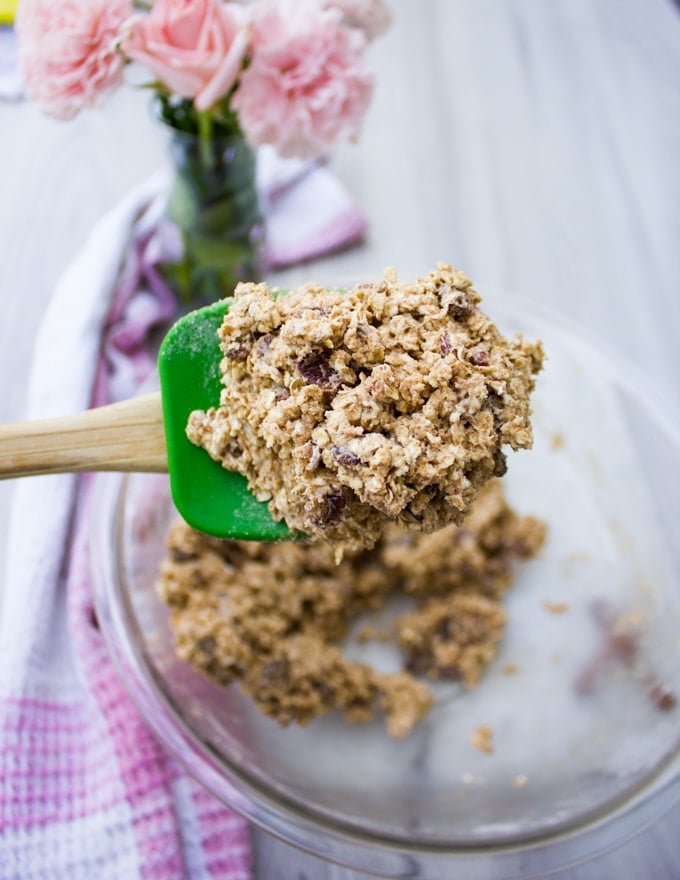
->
[90,295,680,878]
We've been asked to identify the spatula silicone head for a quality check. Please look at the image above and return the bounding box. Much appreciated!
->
[158,300,293,541]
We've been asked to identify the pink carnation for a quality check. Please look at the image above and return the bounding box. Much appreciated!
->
[121,0,248,112]
[232,0,374,159]
[324,0,392,41]
[16,0,131,120]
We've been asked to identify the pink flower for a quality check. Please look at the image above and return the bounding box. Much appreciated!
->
[232,0,374,159]
[121,0,248,112]
[323,0,392,41]
[16,0,131,121]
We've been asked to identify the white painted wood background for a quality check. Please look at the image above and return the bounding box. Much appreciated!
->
[1,0,679,877]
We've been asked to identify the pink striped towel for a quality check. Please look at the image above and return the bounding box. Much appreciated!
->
[0,157,366,879]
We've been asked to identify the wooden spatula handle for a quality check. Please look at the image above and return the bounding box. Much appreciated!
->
[0,392,168,478]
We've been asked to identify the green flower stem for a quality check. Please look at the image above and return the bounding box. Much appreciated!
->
[197,110,214,170]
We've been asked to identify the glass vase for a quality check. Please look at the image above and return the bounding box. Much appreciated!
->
[159,119,265,308]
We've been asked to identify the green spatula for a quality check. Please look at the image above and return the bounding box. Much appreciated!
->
[0,299,292,541]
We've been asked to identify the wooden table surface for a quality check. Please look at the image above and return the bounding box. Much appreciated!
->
[1,1,679,877]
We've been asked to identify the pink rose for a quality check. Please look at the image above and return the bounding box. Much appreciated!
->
[323,0,392,41]
[16,0,132,120]
[122,0,248,112]
[232,0,374,159]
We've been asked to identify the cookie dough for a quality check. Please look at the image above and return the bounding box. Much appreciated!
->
[158,480,546,736]
[186,264,544,550]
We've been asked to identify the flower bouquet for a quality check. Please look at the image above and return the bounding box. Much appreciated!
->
[16,0,390,304]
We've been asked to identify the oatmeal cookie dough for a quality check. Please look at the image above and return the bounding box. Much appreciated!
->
[186,264,544,549]
[382,482,547,599]
[158,480,546,737]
